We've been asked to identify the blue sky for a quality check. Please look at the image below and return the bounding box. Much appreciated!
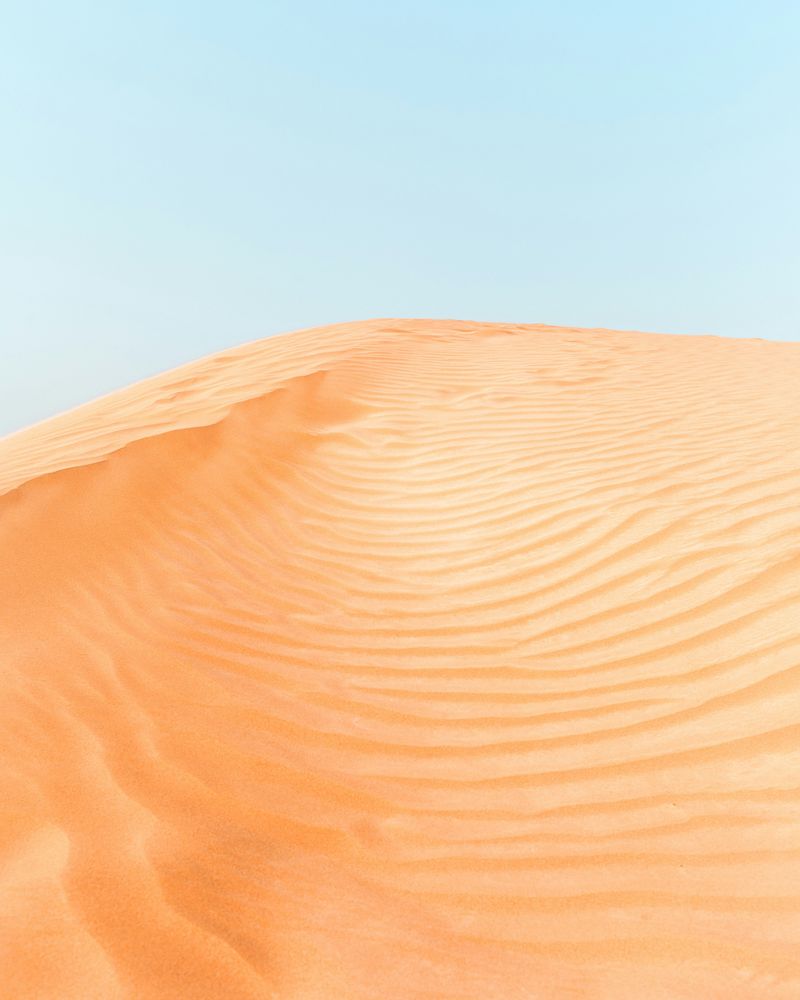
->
[2,2,798,433]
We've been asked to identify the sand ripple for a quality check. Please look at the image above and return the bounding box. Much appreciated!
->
[2,320,800,998]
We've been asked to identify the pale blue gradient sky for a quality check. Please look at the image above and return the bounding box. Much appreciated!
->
[2,2,798,433]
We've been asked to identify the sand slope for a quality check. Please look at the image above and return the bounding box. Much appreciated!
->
[2,319,800,999]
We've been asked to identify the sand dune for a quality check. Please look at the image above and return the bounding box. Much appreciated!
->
[2,319,800,999]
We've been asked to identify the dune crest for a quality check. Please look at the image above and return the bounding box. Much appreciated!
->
[2,319,800,999]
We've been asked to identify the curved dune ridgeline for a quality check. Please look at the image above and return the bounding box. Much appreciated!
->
[1,319,800,998]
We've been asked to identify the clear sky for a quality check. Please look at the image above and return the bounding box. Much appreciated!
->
[2,2,798,434]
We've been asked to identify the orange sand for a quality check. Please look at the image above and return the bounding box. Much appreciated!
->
[1,319,800,999]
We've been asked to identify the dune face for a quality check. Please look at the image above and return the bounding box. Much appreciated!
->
[2,319,800,999]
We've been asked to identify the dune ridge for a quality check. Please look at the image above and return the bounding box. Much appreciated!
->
[2,319,800,999]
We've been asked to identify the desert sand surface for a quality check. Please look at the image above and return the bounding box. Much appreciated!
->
[2,318,800,999]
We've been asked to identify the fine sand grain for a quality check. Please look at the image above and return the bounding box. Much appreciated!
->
[1,319,800,998]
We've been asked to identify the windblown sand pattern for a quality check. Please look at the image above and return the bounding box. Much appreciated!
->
[2,319,800,999]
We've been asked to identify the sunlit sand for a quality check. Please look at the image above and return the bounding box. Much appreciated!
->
[2,319,799,998]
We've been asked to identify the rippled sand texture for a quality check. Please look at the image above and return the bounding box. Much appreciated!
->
[2,320,800,999]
